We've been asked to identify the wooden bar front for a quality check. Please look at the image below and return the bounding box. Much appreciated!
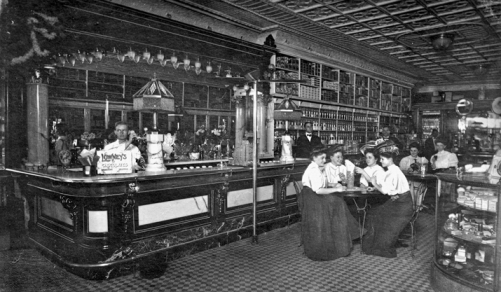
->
[7,160,308,279]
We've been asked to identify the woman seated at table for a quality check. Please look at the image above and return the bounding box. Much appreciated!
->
[300,147,361,261]
[324,145,355,186]
[430,137,458,172]
[399,142,428,173]
[355,148,384,190]
[362,141,413,258]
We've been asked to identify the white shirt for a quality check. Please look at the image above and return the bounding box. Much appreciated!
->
[380,164,410,196]
[433,150,458,169]
[302,162,328,193]
[399,155,428,172]
[360,164,384,187]
[306,133,312,142]
[324,162,347,184]
[104,140,142,166]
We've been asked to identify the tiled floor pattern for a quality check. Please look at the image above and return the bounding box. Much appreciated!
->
[0,213,435,292]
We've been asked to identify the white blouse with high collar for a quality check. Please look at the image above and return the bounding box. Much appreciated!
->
[302,162,328,193]
[360,164,384,187]
[324,162,347,184]
[433,150,458,169]
[399,155,428,172]
[380,164,410,196]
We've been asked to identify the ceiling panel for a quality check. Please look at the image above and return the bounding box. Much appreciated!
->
[190,0,501,85]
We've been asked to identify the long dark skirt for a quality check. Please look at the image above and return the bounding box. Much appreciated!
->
[362,191,413,258]
[300,186,361,261]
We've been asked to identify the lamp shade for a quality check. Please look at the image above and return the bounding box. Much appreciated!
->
[274,97,303,121]
[430,33,454,51]
[133,77,175,112]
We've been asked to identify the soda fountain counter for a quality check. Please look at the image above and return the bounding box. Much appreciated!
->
[6,158,309,279]
[431,173,501,292]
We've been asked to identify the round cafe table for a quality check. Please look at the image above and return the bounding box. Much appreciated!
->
[333,187,385,252]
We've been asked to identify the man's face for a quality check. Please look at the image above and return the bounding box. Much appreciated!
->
[432,131,439,138]
[115,124,129,141]
[410,147,419,158]
[382,127,390,137]
[305,124,313,133]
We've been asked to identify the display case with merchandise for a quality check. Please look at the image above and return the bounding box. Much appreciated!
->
[432,173,501,292]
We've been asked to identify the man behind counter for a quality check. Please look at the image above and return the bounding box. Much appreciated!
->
[379,126,402,150]
[104,121,143,170]
[295,122,323,158]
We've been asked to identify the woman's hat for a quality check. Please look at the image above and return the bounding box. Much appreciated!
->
[359,140,377,155]
[374,140,399,155]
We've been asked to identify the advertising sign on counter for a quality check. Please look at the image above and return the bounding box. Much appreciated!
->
[96,150,134,174]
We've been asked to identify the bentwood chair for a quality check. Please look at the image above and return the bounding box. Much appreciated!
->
[406,182,428,257]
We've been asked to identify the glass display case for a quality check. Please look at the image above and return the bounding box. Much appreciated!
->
[432,173,501,292]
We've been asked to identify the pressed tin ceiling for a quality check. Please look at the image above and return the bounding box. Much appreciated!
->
[185,0,501,86]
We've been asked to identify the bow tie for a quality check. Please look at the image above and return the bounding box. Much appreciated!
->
[306,134,312,137]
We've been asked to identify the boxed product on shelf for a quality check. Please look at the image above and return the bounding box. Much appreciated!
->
[322,81,339,90]
[457,187,498,211]
[276,56,299,70]
[300,86,320,99]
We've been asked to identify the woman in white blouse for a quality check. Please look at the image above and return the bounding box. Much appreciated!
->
[361,142,414,258]
[399,142,428,173]
[324,146,355,186]
[356,148,384,190]
[430,137,458,172]
[300,148,361,261]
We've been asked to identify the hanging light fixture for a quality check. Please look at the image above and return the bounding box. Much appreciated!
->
[474,64,489,76]
[92,48,103,61]
[274,95,303,121]
[86,53,94,64]
[127,47,136,60]
[76,50,86,63]
[68,55,77,66]
[183,55,191,71]
[171,52,179,69]
[206,61,213,74]
[143,48,151,60]
[157,50,165,63]
[195,57,202,75]
[430,33,455,51]
[133,74,176,172]
[56,53,67,66]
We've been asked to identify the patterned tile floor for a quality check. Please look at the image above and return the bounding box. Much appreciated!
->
[0,213,436,292]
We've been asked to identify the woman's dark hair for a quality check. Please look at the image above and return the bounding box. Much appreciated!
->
[364,148,379,160]
[310,147,327,160]
[409,142,420,151]
[327,145,344,157]
[380,151,398,161]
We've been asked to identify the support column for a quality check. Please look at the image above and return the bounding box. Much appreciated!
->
[26,82,49,166]
[234,96,244,148]
[266,97,275,157]
[256,95,266,157]
[84,108,91,133]
[233,96,249,165]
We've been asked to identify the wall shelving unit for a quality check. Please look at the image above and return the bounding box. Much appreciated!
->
[271,53,412,153]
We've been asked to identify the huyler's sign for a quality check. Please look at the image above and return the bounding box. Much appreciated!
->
[96,150,134,174]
